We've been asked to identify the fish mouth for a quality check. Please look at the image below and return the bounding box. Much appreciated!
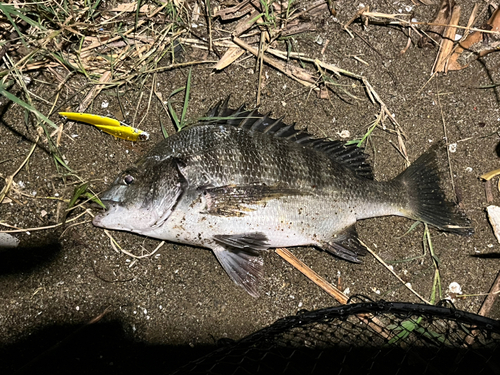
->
[92,200,118,227]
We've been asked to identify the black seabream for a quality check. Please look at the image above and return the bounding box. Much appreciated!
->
[93,99,473,297]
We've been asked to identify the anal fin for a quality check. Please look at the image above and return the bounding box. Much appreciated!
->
[212,233,269,297]
[321,225,367,263]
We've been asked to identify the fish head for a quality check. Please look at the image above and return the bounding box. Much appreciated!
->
[93,157,185,234]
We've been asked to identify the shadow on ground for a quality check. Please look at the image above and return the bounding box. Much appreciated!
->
[0,241,62,275]
[0,320,215,375]
[1,318,498,375]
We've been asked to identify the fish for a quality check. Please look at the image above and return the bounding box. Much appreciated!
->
[93,98,473,297]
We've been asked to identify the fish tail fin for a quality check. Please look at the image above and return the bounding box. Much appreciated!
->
[394,144,473,235]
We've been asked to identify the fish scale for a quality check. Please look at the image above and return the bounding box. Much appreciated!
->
[93,99,473,297]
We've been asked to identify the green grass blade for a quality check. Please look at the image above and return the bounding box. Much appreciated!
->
[68,183,90,210]
[53,154,74,173]
[159,116,169,139]
[425,223,442,303]
[180,68,192,128]
[135,0,142,30]
[82,192,105,208]
[249,13,264,23]
[167,101,180,129]
[476,83,500,89]
[64,183,105,223]
[356,113,381,147]
[0,85,58,130]
[169,86,186,96]
[0,3,46,32]
[86,0,102,21]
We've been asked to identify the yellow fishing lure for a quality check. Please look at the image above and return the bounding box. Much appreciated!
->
[59,112,150,141]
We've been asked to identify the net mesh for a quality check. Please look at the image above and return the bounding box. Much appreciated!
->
[171,298,500,375]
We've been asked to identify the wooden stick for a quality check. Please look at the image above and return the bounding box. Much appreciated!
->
[275,248,348,304]
[465,270,500,345]
[478,270,500,318]
[276,247,393,339]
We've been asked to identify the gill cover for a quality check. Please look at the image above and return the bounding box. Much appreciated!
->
[93,158,187,233]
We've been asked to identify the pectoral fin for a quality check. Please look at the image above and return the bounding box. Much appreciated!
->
[201,184,307,217]
[212,233,269,297]
[213,232,269,252]
[320,225,367,263]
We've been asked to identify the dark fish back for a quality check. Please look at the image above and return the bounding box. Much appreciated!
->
[145,99,374,190]
[202,98,374,180]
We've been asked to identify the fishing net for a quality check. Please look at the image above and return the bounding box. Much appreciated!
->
[171,298,500,375]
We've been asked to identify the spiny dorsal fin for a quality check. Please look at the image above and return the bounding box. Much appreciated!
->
[203,98,373,179]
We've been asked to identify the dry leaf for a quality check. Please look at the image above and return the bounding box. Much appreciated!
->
[433,5,460,73]
[108,3,156,13]
[487,205,500,243]
[78,71,112,113]
[317,86,329,99]
[214,47,245,70]
[215,0,253,21]
[418,0,455,48]
[448,8,500,70]
[233,10,261,36]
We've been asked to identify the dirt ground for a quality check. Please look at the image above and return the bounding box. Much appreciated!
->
[1,0,500,373]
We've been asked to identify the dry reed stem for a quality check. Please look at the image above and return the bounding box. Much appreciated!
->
[418,0,455,48]
[362,11,500,35]
[214,47,245,70]
[215,0,253,21]
[435,86,456,193]
[465,270,500,345]
[448,6,500,70]
[477,270,500,318]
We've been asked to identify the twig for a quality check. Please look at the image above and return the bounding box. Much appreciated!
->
[205,0,213,52]
[0,136,39,203]
[362,11,500,35]
[485,180,494,203]
[256,31,266,105]
[0,209,88,233]
[436,86,456,193]
[359,239,430,304]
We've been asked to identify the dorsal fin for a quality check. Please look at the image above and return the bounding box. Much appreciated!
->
[203,98,373,179]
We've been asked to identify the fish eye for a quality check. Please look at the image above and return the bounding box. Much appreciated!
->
[124,175,134,185]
